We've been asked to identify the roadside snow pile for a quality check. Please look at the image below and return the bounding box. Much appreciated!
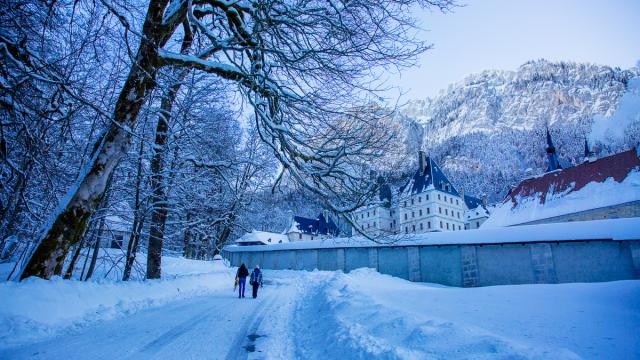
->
[294,269,640,359]
[0,258,234,349]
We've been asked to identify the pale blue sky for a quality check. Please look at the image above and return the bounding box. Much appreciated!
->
[388,0,640,99]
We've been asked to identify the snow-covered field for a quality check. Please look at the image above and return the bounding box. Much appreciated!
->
[1,257,638,359]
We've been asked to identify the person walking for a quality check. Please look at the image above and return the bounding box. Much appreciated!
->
[236,263,249,298]
[249,265,263,299]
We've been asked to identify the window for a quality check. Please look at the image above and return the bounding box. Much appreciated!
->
[411,198,414,205]
[458,212,460,219]
[404,201,407,207]
[450,198,453,204]
[420,223,423,230]
[111,235,123,249]
[419,209,423,216]
[311,236,314,240]
[456,199,459,205]
[440,221,443,228]
[427,208,430,214]
[445,209,448,216]
[476,221,480,228]
[412,211,415,218]
[373,209,376,215]
[438,194,441,200]
[404,213,408,220]
[405,227,408,233]
[373,221,376,227]
[367,211,369,217]
[299,234,302,239]
[412,225,416,232]
[446,223,449,230]
[418,196,421,203]
[428,221,431,229]
[426,195,429,201]
[459,225,462,230]
[390,223,392,230]
[444,195,447,202]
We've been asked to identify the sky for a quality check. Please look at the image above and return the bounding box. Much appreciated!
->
[387,0,640,100]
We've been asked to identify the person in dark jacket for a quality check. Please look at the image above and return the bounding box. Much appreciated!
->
[236,264,249,298]
[249,265,263,299]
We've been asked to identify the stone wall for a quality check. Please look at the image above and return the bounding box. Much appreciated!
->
[223,239,640,287]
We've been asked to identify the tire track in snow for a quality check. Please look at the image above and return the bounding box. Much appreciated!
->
[136,302,220,356]
[224,291,279,360]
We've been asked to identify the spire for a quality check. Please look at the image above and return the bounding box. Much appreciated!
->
[545,127,562,172]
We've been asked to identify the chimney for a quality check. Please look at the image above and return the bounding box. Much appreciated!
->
[460,186,465,202]
[482,194,488,208]
[418,150,425,173]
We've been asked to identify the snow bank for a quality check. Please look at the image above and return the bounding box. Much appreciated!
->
[0,258,234,348]
[294,269,640,359]
[483,170,640,228]
[225,217,640,252]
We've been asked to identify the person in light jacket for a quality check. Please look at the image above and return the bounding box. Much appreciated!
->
[236,263,249,298]
[249,265,263,299]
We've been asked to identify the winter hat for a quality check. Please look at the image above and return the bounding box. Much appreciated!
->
[255,264,260,269]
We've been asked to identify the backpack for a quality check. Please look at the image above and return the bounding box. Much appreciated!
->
[250,269,262,285]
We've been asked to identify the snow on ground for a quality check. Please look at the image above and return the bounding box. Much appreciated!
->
[1,259,638,359]
[0,256,233,348]
[293,269,639,360]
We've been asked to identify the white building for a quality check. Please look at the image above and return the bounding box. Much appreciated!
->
[352,152,489,236]
[235,230,290,246]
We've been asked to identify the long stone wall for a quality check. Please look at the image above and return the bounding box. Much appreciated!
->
[224,239,640,287]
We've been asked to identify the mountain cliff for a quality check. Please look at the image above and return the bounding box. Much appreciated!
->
[396,59,640,201]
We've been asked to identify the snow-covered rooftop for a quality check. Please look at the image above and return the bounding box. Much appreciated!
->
[483,168,640,228]
[236,230,289,245]
[225,217,640,252]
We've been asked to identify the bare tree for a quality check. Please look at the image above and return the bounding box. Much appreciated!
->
[19,0,454,280]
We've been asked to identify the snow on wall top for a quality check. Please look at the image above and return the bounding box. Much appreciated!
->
[224,217,640,252]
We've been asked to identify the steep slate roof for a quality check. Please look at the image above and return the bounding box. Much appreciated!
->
[400,156,460,197]
[464,195,483,210]
[507,148,640,206]
[292,213,339,236]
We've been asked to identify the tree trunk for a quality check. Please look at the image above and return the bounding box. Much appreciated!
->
[62,241,84,279]
[146,69,188,279]
[183,211,191,257]
[123,129,147,281]
[19,2,177,281]
[83,231,101,281]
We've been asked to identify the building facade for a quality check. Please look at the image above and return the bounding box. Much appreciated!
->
[352,152,487,236]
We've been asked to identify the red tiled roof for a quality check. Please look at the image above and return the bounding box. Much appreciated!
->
[507,148,640,207]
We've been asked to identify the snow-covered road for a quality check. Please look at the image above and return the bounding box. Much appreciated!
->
[1,282,288,360]
[1,259,639,359]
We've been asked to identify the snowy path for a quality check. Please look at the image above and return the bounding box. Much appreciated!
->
[1,261,638,359]
[0,286,283,360]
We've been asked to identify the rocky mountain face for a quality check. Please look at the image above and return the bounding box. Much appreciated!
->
[395,59,640,202]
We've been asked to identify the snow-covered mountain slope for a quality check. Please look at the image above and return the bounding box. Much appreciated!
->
[395,60,640,201]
